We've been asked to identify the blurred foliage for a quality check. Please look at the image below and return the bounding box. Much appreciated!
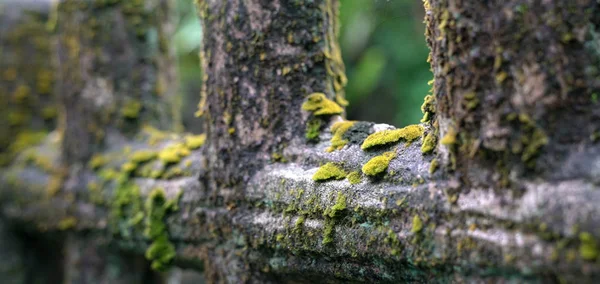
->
[174,0,430,130]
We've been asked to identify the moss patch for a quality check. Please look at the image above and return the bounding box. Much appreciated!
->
[144,188,178,271]
[429,158,439,174]
[347,171,362,185]
[420,95,436,123]
[579,232,599,261]
[361,125,424,150]
[313,163,347,181]
[411,214,423,233]
[158,143,190,164]
[421,132,437,154]
[130,150,157,163]
[362,151,396,176]
[305,119,322,141]
[184,134,206,150]
[301,93,343,116]
[325,192,347,218]
[440,127,457,145]
[327,120,355,152]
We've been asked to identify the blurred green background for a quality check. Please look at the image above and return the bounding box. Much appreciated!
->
[175,0,430,131]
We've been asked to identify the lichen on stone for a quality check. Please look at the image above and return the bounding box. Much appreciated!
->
[362,151,396,176]
[301,93,343,116]
[361,125,424,150]
[313,162,347,181]
[327,120,355,152]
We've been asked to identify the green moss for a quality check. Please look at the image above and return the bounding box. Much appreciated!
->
[411,214,423,233]
[145,234,176,271]
[312,162,347,181]
[362,151,396,176]
[184,134,206,149]
[121,162,137,173]
[158,143,190,164]
[322,220,335,245]
[521,128,548,162]
[421,132,436,154]
[327,120,355,152]
[305,119,322,141]
[58,216,77,230]
[121,100,142,119]
[420,95,435,123]
[347,171,362,185]
[301,93,343,116]
[361,125,424,150]
[440,128,457,145]
[130,150,157,163]
[144,188,177,271]
[429,158,439,174]
[579,232,599,261]
[325,192,347,218]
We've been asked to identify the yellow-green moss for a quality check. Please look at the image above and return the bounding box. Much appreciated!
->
[325,192,347,218]
[429,158,439,174]
[322,220,335,245]
[420,95,436,123]
[312,162,347,181]
[362,151,396,176]
[121,162,137,173]
[327,120,355,152]
[144,188,176,271]
[347,171,362,185]
[184,134,206,149]
[121,100,142,118]
[305,119,322,141]
[301,93,343,116]
[521,128,548,162]
[579,232,599,261]
[130,150,157,163]
[361,125,424,150]
[58,216,77,230]
[411,214,423,233]
[158,143,190,164]
[421,132,436,154]
[440,127,457,145]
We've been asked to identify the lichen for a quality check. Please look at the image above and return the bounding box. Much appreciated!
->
[312,163,347,181]
[579,232,598,261]
[347,171,362,185]
[301,93,343,116]
[421,132,436,154]
[361,125,424,150]
[362,151,396,176]
[327,120,355,152]
[411,214,423,233]
[184,134,206,149]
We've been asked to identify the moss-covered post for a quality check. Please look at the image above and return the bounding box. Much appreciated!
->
[198,0,346,194]
[52,0,178,281]
[56,0,178,167]
[196,0,347,279]
[425,0,600,187]
[0,3,57,166]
